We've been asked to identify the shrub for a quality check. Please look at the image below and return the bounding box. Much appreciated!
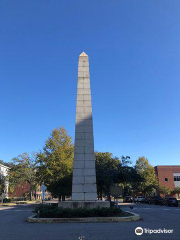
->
[3,198,11,203]
[34,204,127,218]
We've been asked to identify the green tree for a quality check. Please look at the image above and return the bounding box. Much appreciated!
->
[117,156,143,196]
[135,157,158,196]
[159,186,172,197]
[0,177,5,203]
[95,152,120,201]
[95,153,143,200]
[9,153,37,200]
[0,160,11,168]
[171,187,180,198]
[36,127,74,201]
[47,175,72,200]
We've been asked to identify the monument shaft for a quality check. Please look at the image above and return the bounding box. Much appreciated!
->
[58,52,110,208]
[72,52,97,201]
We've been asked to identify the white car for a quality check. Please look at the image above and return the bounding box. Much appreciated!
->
[137,196,145,203]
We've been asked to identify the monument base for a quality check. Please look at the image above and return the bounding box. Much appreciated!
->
[58,201,110,209]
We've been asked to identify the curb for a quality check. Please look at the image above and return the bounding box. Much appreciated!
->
[27,211,140,223]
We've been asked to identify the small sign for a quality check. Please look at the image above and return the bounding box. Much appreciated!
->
[40,184,47,201]
[110,186,123,197]
[40,185,47,192]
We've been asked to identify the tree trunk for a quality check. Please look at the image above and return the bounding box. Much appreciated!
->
[100,191,103,200]
[29,184,33,201]
[107,192,111,202]
[29,190,32,201]
[34,189,37,200]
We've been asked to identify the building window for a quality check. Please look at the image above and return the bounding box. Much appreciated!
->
[165,178,168,182]
[174,176,180,181]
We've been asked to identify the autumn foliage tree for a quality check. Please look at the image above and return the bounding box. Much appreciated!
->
[172,187,180,198]
[8,153,37,200]
[159,186,172,197]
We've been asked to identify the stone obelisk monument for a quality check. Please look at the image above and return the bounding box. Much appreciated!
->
[59,52,109,208]
[72,52,97,202]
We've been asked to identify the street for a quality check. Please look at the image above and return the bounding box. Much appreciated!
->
[0,203,180,240]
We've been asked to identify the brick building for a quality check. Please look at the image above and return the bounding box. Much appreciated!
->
[155,165,180,198]
[10,183,48,200]
[11,182,31,199]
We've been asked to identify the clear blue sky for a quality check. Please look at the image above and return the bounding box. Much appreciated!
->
[1,0,180,166]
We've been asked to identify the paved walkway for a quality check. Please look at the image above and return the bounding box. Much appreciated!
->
[0,203,180,240]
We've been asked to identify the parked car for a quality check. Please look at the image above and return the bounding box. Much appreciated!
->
[137,196,145,203]
[163,197,178,207]
[149,196,163,205]
[123,196,133,203]
[144,197,152,204]
[132,196,138,203]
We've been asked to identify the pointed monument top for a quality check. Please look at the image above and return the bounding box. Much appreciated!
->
[79,52,88,57]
